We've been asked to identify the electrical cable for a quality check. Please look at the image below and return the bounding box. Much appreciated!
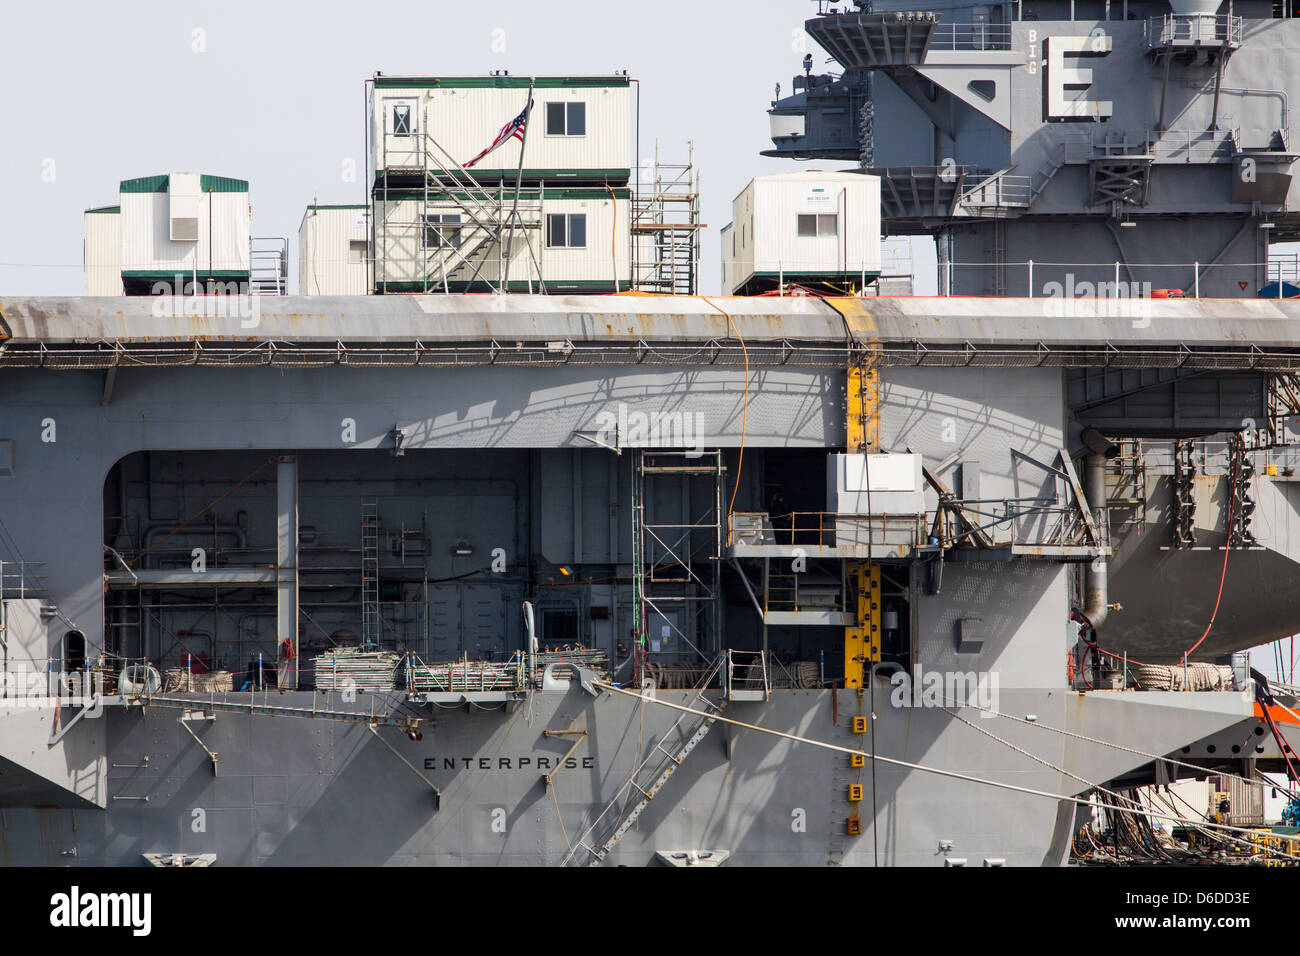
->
[959,693,1272,792]
[701,297,748,520]
[949,706,1275,863]
[869,672,878,866]
[1181,433,1236,661]
[604,184,619,292]
[590,679,1300,857]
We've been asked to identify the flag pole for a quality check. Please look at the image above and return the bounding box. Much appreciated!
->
[503,79,535,295]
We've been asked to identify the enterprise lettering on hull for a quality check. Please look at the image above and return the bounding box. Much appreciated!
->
[422,756,596,772]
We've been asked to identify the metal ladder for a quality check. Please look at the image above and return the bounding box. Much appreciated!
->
[568,658,727,866]
[1173,440,1197,549]
[989,218,1007,296]
[361,501,380,649]
[1105,438,1148,529]
[1228,435,1258,549]
[766,569,800,611]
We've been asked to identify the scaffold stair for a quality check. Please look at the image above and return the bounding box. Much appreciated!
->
[569,656,727,866]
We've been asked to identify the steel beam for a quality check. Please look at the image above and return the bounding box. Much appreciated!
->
[277,456,299,689]
[105,568,277,587]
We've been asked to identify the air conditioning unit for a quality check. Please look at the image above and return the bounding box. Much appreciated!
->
[169,173,201,242]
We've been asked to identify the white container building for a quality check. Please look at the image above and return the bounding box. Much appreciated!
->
[721,171,881,296]
[298,204,370,296]
[84,173,252,295]
[368,75,632,180]
[84,205,123,295]
[361,74,635,294]
[369,187,631,293]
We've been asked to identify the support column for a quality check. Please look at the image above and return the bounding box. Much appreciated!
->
[844,563,881,689]
[276,455,299,689]
[845,361,882,688]
[847,363,881,455]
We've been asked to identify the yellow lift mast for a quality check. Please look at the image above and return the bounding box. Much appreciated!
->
[844,360,882,688]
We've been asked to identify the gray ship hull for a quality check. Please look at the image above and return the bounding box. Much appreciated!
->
[0,293,1290,866]
[0,682,1262,867]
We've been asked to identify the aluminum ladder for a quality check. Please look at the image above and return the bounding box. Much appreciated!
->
[569,657,727,866]
[360,501,381,649]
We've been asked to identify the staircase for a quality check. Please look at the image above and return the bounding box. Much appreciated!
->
[567,657,727,866]
[424,225,498,290]
[957,168,1032,218]
[1028,140,1071,203]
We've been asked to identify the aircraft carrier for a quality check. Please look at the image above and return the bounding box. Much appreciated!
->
[3,0,1300,867]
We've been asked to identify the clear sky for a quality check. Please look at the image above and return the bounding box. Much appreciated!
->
[0,0,937,296]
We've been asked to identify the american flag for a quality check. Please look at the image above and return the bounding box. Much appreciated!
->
[463,101,532,169]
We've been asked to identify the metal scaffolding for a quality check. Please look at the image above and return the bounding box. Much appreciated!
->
[631,450,724,666]
[631,144,702,295]
[374,95,545,294]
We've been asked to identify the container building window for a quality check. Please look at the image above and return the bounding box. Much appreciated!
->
[546,213,587,248]
[347,240,367,264]
[424,214,462,249]
[392,104,413,136]
[546,102,587,136]
[797,213,838,237]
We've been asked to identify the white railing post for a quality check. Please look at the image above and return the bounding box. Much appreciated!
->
[1194,262,1199,298]
[1028,259,1034,297]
